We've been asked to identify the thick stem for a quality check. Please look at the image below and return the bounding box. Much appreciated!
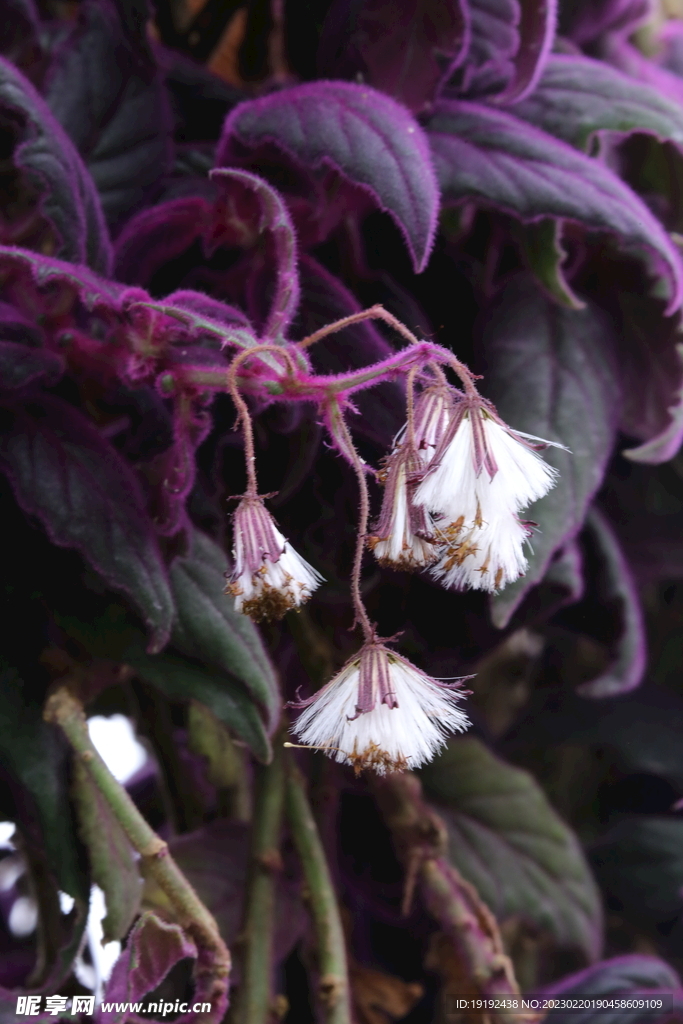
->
[230,738,285,1024]
[44,688,230,1010]
[373,773,535,1024]
[325,398,374,643]
[286,760,352,1024]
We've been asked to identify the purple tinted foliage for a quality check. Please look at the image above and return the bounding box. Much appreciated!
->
[6,0,683,1013]
[217,80,440,271]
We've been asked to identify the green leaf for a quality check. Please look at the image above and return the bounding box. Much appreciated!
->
[481,276,621,628]
[0,661,89,986]
[514,54,683,152]
[57,603,273,762]
[72,759,141,942]
[170,527,280,731]
[420,737,603,961]
[590,817,683,924]
[516,218,585,310]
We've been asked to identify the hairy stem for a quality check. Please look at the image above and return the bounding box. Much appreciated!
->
[325,398,374,642]
[286,760,352,1024]
[230,738,285,1024]
[44,688,230,1011]
[373,773,535,1024]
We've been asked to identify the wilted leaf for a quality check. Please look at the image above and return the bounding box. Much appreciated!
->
[45,0,173,231]
[100,912,198,1022]
[427,101,683,312]
[72,759,141,943]
[0,396,174,652]
[420,737,603,961]
[514,54,683,152]
[218,81,439,272]
[0,57,111,273]
[170,526,280,732]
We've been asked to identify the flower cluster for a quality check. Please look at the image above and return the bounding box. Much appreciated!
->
[371,384,559,593]
[226,339,561,776]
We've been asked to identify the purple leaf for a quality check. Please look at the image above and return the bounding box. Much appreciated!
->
[0,342,64,390]
[318,0,469,112]
[427,99,683,313]
[513,54,683,152]
[114,196,213,289]
[576,507,646,699]
[455,0,519,98]
[479,276,621,629]
[0,395,174,652]
[99,912,203,1024]
[217,81,439,273]
[0,57,112,274]
[210,168,299,341]
[494,0,558,104]
[561,0,650,47]
[542,955,683,1024]
[44,0,174,232]
[294,255,406,447]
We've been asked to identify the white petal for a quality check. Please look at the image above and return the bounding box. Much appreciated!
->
[482,419,558,513]
[293,656,469,773]
[432,514,530,593]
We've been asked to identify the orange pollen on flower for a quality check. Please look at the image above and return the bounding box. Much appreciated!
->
[346,742,410,777]
[494,567,504,589]
[442,539,479,571]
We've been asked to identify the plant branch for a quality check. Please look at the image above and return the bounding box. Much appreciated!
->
[44,687,230,1011]
[230,736,285,1024]
[286,759,352,1024]
[372,773,536,1024]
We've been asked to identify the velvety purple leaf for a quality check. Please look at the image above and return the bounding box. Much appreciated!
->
[318,0,469,112]
[604,38,683,111]
[294,255,406,448]
[210,168,299,341]
[99,912,202,1024]
[0,396,174,652]
[169,527,280,731]
[514,538,585,624]
[44,0,174,232]
[0,299,43,347]
[420,737,603,961]
[455,0,519,98]
[217,81,439,273]
[160,46,246,145]
[659,19,683,81]
[72,760,141,943]
[542,955,683,1024]
[0,342,64,390]
[561,0,650,47]
[0,57,112,274]
[513,54,683,152]
[494,0,558,104]
[479,276,621,629]
[601,289,683,464]
[576,508,646,698]
[427,100,683,312]
[164,290,251,329]
[114,196,212,289]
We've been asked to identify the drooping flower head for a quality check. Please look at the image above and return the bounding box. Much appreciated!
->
[368,441,439,571]
[227,494,323,622]
[415,396,560,592]
[290,640,470,775]
[410,383,454,468]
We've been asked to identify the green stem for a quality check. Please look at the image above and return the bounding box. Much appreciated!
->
[286,760,352,1024]
[230,739,285,1024]
[44,688,230,1005]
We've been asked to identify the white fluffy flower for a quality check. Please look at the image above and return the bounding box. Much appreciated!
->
[416,403,558,523]
[431,514,532,592]
[291,642,470,775]
[368,443,438,571]
[227,495,323,621]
